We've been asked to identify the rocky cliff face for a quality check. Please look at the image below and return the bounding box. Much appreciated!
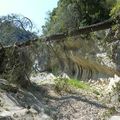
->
[34,31,120,81]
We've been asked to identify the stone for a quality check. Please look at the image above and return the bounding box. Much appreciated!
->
[109,116,120,120]
[29,108,38,114]
[59,73,70,79]
[107,74,120,92]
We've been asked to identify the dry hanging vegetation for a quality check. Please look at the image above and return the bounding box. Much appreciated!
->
[0,44,33,88]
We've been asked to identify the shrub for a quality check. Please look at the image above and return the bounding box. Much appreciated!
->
[0,46,33,88]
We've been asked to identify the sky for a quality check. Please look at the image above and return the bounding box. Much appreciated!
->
[0,0,58,34]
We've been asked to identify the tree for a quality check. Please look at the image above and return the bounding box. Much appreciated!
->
[0,14,37,45]
[41,0,120,80]
[42,0,116,35]
[0,14,38,88]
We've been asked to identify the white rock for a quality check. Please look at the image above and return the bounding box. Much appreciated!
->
[107,74,120,92]
[29,108,38,114]
[99,78,108,85]
[109,116,120,120]
[111,94,119,104]
[30,73,56,85]
[59,73,70,79]
[96,52,116,68]
[46,73,56,80]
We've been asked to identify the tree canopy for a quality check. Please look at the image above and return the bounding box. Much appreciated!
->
[42,0,116,35]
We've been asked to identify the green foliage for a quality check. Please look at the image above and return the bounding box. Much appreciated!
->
[67,78,91,90]
[67,78,100,95]
[41,0,120,80]
[54,77,101,97]
[110,1,120,18]
[42,0,114,35]
[54,78,70,93]
[54,77,93,94]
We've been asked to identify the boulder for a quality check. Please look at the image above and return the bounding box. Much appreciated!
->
[107,74,120,92]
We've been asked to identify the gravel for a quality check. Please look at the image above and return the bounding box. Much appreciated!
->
[0,73,119,120]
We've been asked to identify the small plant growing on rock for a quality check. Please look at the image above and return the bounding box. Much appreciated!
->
[54,78,71,94]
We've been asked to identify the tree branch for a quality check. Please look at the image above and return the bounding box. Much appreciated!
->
[1,18,117,49]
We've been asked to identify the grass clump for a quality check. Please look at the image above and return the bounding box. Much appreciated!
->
[54,78,95,94]
[54,77,101,96]
[67,78,91,90]
[54,78,70,93]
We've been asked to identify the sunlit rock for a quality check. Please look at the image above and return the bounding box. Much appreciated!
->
[107,74,120,92]
[96,52,116,68]
[59,72,70,79]
[30,72,56,85]
[109,116,120,120]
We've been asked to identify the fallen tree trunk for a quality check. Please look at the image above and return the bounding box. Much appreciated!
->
[0,19,119,87]
[44,18,115,41]
[1,17,117,49]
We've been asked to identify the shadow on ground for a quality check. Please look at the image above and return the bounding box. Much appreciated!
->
[4,82,109,120]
